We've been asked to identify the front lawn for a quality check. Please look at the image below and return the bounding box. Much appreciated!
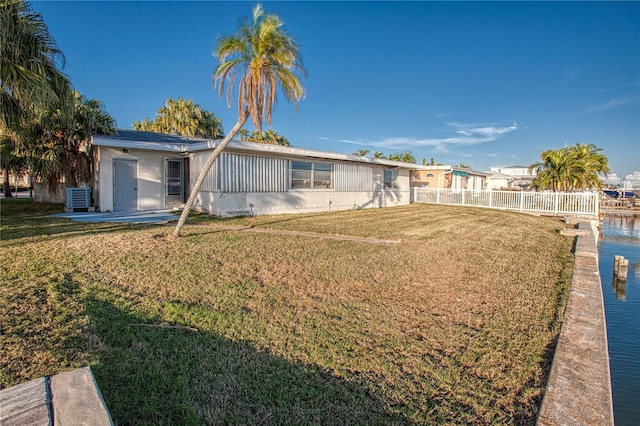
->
[0,199,573,424]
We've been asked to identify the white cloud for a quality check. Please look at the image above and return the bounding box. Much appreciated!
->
[603,173,622,186]
[623,171,640,188]
[585,96,634,113]
[321,121,520,153]
[597,81,640,93]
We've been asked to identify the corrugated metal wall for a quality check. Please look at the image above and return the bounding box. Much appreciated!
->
[192,151,375,193]
[191,153,217,191]
[218,153,289,193]
[334,162,373,192]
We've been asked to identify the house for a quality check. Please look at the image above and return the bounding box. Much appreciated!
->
[489,166,536,190]
[485,172,515,190]
[90,129,421,217]
[411,166,488,190]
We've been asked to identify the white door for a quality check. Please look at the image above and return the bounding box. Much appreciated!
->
[113,159,137,211]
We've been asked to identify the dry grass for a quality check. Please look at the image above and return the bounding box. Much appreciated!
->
[0,199,574,424]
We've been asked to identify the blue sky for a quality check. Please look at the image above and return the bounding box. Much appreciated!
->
[33,1,639,182]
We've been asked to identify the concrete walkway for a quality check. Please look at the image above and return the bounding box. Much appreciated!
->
[537,220,614,425]
[52,210,178,224]
[0,367,113,426]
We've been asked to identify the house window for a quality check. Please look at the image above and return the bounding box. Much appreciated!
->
[384,168,399,189]
[291,161,333,189]
[426,173,434,178]
[166,159,183,196]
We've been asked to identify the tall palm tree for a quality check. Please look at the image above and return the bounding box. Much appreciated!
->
[173,3,306,236]
[353,149,370,157]
[1,0,71,129]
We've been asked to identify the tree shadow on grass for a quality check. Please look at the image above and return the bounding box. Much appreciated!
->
[0,199,176,245]
[84,296,408,425]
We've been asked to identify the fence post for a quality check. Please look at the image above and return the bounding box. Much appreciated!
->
[437,187,441,204]
[519,191,524,211]
[554,192,559,214]
[462,189,466,205]
[489,190,493,208]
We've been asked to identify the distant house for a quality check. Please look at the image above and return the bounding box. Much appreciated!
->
[489,166,536,190]
[90,129,420,216]
[411,166,488,190]
[485,172,515,190]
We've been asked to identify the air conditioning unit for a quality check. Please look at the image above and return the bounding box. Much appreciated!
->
[66,187,91,211]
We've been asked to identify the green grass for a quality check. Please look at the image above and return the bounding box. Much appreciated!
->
[0,199,574,425]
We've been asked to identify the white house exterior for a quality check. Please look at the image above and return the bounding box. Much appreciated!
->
[489,166,536,189]
[91,130,420,217]
[485,172,515,190]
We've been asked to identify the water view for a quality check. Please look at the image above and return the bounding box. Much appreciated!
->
[599,213,640,426]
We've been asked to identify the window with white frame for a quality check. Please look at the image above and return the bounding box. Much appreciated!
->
[166,159,183,196]
[384,168,399,189]
[291,160,333,189]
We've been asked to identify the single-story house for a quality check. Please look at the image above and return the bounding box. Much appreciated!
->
[411,166,488,190]
[90,129,423,217]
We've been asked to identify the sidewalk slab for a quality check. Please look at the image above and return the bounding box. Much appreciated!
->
[0,367,113,426]
[0,377,49,425]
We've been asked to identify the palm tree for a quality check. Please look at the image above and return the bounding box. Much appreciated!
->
[388,150,416,163]
[132,117,155,132]
[529,144,609,192]
[1,0,71,129]
[173,3,306,237]
[261,129,290,146]
[373,151,387,159]
[567,143,610,190]
[529,149,568,191]
[133,97,224,138]
[16,91,116,192]
[353,149,370,156]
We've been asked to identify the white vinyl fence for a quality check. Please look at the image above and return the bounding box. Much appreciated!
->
[413,188,599,217]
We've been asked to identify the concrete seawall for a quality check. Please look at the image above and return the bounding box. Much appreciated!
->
[537,220,614,425]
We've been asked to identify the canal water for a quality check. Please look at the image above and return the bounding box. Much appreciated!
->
[598,213,640,425]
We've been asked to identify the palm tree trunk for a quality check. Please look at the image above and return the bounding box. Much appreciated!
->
[3,168,13,198]
[173,110,248,237]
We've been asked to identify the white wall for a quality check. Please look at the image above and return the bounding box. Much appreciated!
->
[95,146,183,212]
[193,188,410,217]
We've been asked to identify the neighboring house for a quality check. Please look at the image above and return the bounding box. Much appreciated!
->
[485,172,515,190]
[489,166,536,190]
[90,129,420,216]
[1,169,31,189]
[411,166,488,190]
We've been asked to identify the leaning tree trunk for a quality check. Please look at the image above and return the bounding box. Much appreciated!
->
[173,111,249,237]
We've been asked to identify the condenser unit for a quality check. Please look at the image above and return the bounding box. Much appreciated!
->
[65,187,91,211]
